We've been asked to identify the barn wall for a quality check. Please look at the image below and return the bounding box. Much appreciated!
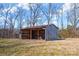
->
[21,28,45,39]
[45,25,58,40]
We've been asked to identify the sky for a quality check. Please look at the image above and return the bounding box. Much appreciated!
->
[0,3,70,29]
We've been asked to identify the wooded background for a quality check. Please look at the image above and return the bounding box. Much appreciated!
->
[0,3,79,38]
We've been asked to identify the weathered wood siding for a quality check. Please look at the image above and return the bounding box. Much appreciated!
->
[21,28,45,39]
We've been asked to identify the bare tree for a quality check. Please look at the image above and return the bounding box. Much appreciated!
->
[16,7,26,38]
[68,4,79,36]
[40,3,53,25]
[59,6,64,30]
[8,12,19,38]
[28,3,41,27]
[39,3,54,40]
[0,4,19,38]
[1,4,13,38]
[64,3,79,37]
[3,7,12,29]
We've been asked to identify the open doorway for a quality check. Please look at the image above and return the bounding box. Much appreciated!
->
[39,30,45,39]
[32,30,38,39]
[32,29,45,39]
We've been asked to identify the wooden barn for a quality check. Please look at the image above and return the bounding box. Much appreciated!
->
[21,24,59,40]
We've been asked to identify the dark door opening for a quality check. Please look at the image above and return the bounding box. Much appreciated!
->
[32,29,45,39]
[39,30,45,39]
[32,30,38,39]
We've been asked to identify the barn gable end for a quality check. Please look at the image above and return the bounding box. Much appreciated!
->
[45,24,59,40]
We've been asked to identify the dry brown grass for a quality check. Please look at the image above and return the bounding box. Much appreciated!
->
[0,38,79,56]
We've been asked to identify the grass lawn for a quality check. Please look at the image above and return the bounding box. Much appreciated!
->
[0,38,79,56]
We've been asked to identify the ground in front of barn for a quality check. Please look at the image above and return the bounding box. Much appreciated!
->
[0,38,79,56]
